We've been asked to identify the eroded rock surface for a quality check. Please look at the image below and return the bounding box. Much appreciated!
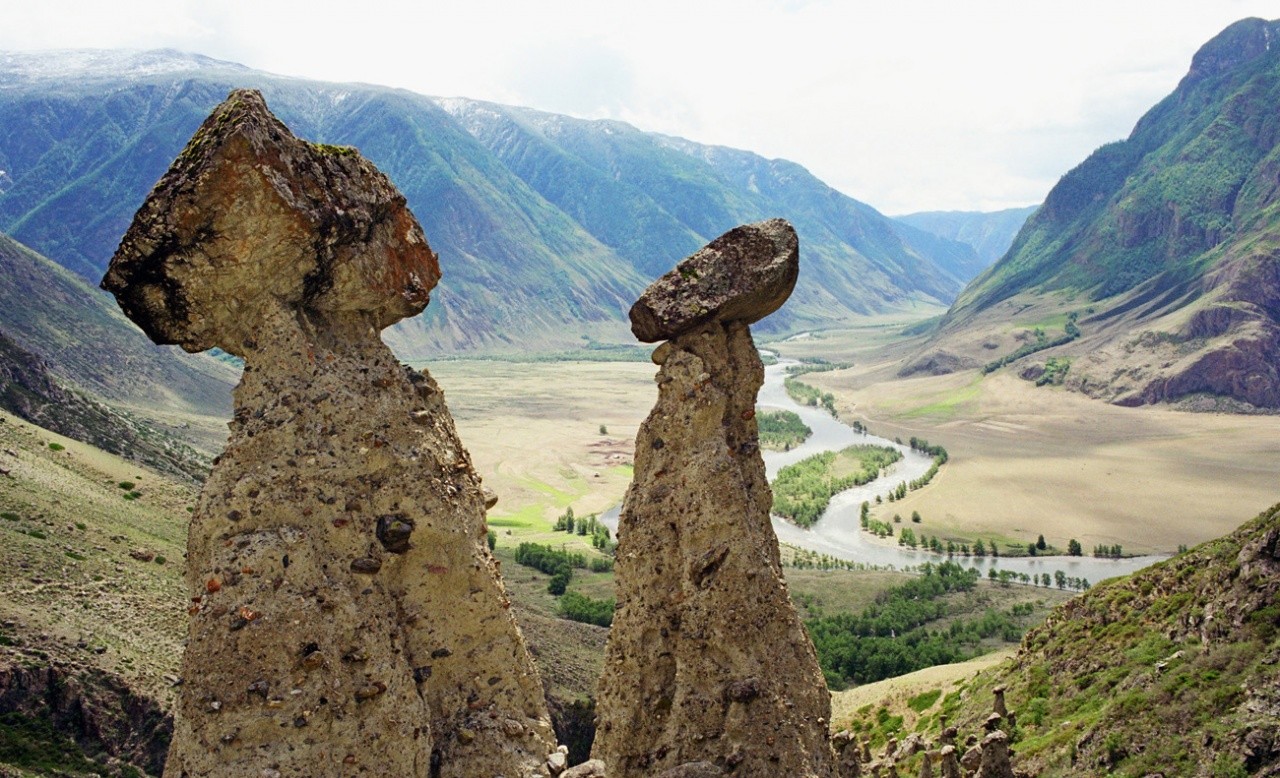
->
[593,220,834,777]
[102,89,554,777]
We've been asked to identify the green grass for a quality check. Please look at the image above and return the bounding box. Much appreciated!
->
[0,711,112,776]
[899,377,983,420]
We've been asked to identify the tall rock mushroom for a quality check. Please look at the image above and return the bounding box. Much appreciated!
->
[593,219,836,777]
[102,90,555,777]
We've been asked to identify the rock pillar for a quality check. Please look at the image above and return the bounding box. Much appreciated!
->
[102,90,555,777]
[592,220,835,777]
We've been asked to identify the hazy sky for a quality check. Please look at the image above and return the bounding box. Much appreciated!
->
[4,0,1277,213]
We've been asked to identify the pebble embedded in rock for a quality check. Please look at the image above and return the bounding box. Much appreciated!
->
[376,514,415,553]
[350,558,382,574]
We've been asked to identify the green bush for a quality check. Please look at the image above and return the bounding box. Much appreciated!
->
[548,572,570,596]
[559,591,615,627]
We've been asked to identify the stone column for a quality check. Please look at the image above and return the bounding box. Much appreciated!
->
[103,89,555,778]
[592,220,835,777]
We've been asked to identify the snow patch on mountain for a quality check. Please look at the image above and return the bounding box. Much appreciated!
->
[0,48,246,86]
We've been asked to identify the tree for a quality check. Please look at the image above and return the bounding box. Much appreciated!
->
[1067,538,1082,556]
[548,571,570,596]
[599,424,608,435]
[1036,534,1047,550]
[1054,570,1067,590]
[911,510,922,524]
[487,530,497,551]
[989,540,999,558]
[1027,543,1036,556]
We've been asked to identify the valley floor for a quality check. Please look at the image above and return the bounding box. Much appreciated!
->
[773,323,1280,554]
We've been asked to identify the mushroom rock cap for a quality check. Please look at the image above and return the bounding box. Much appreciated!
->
[101,89,439,355]
[628,218,798,343]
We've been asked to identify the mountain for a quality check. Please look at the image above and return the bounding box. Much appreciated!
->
[908,18,1280,409]
[0,230,235,426]
[438,98,983,331]
[894,205,1038,267]
[0,325,209,481]
[0,49,979,355]
[935,502,1280,777]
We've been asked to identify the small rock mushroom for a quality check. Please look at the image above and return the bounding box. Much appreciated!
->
[594,220,833,777]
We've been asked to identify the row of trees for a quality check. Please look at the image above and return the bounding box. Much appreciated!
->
[783,376,836,415]
[981,314,1082,375]
[988,568,1090,591]
[514,542,587,594]
[806,562,1037,687]
[558,591,615,627]
[552,507,615,552]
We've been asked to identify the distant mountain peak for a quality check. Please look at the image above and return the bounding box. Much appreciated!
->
[0,48,247,87]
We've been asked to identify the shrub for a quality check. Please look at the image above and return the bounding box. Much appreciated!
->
[559,591,615,627]
[548,572,570,596]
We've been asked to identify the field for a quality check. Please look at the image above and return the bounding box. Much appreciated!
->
[425,359,657,538]
[773,324,1280,554]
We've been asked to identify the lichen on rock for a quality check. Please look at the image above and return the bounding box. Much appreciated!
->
[102,89,555,777]
[593,219,835,776]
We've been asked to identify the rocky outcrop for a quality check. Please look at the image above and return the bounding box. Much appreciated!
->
[102,89,555,777]
[593,220,835,777]
[0,652,170,775]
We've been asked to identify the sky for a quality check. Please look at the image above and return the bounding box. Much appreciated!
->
[3,0,1278,214]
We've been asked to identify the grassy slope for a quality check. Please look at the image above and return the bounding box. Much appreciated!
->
[0,410,192,707]
[840,503,1280,778]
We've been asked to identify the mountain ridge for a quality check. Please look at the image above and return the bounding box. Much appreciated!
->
[0,48,980,354]
[907,17,1280,409]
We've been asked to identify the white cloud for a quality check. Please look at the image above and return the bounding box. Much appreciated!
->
[1,0,1276,212]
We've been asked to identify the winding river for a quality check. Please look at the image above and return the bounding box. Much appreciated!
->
[603,355,1165,585]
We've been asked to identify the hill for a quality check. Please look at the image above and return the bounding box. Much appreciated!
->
[908,18,1280,409]
[835,502,1280,777]
[0,326,208,481]
[894,205,1038,266]
[0,49,978,354]
[0,231,236,461]
[957,502,1279,776]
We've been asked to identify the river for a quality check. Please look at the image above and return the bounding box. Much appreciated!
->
[602,355,1164,585]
